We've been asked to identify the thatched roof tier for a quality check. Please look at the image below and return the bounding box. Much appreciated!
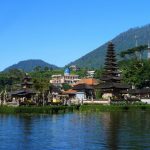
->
[11,89,36,97]
[105,57,117,60]
[73,83,93,90]
[104,65,119,70]
[104,61,117,65]
[100,76,121,81]
[99,82,130,89]
[21,82,33,85]
[104,71,121,75]
[11,74,36,98]
[98,42,129,94]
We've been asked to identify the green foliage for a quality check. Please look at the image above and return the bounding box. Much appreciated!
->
[80,104,150,112]
[33,78,50,92]
[120,59,150,88]
[0,104,149,114]
[95,90,102,99]
[0,69,25,91]
[62,83,72,91]
[119,45,148,59]
[72,69,87,78]
[0,106,79,114]
[94,68,104,79]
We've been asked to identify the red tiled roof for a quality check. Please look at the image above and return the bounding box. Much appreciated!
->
[63,89,77,94]
[75,78,98,86]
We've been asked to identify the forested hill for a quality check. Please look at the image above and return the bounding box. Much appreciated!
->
[4,59,59,72]
[68,24,150,68]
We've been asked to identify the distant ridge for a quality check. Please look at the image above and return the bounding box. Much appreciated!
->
[4,59,59,72]
[69,24,150,68]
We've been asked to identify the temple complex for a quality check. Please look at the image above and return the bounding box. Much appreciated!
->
[98,42,129,100]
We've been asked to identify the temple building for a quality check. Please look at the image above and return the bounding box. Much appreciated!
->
[11,73,36,101]
[98,42,129,100]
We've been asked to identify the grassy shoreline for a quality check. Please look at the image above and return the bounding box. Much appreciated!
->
[0,104,150,114]
[0,105,80,114]
[80,104,150,112]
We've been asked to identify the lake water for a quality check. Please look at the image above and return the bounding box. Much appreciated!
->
[0,111,150,150]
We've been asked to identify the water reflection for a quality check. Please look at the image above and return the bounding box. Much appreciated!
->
[0,111,149,150]
[103,111,150,150]
[104,112,121,150]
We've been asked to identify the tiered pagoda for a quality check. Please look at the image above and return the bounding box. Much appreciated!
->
[11,73,36,99]
[99,42,129,100]
[21,74,33,90]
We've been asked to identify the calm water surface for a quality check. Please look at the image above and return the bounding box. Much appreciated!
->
[0,111,150,150]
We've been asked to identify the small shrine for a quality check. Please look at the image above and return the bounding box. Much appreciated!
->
[98,42,129,100]
[11,73,36,101]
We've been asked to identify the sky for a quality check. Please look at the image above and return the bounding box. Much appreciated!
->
[0,0,150,71]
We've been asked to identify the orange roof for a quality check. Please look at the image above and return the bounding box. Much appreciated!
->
[75,78,98,86]
[63,89,77,94]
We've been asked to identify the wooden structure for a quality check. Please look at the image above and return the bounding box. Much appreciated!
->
[73,83,95,100]
[11,73,36,100]
[98,42,129,100]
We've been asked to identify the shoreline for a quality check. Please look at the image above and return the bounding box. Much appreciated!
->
[0,104,150,114]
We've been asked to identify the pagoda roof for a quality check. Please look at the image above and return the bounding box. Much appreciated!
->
[106,53,116,57]
[11,89,36,97]
[99,42,129,92]
[23,76,32,79]
[99,82,129,89]
[21,82,33,85]
[100,76,121,81]
[104,66,119,70]
[105,57,117,62]
[104,70,120,74]
[73,83,93,90]
[104,62,117,65]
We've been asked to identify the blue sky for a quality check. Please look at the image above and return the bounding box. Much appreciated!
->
[0,0,150,70]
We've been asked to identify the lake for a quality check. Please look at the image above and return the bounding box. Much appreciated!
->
[0,111,150,150]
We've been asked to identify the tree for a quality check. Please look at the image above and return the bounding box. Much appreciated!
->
[0,69,25,92]
[119,45,148,60]
[44,66,49,71]
[120,59,150,88]
[62,83,72,91]
[94,68,104,79]
[33,78,50,106]
[33,66,42,72]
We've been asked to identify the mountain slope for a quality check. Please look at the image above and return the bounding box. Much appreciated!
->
[4,59,59,72]
[69,24,150,68]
